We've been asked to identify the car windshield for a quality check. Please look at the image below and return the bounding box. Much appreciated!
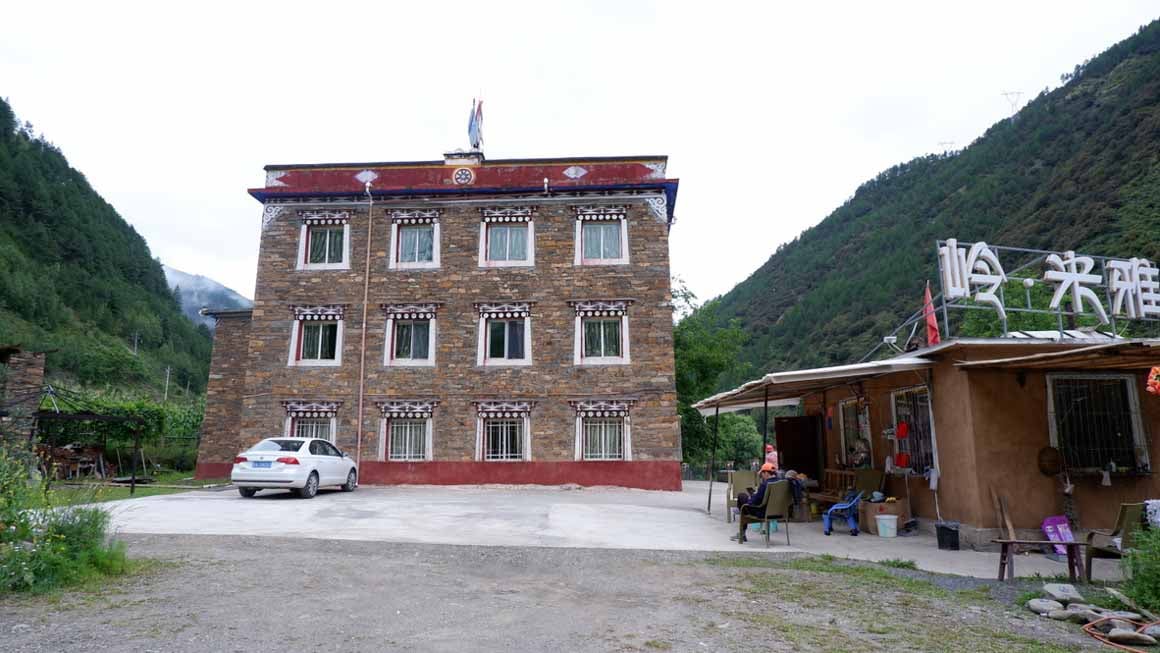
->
[251,439,304,452]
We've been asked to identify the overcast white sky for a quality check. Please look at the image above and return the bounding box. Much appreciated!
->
[2,2,1157,302]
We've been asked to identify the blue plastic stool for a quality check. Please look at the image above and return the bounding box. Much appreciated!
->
[823,491,863,536]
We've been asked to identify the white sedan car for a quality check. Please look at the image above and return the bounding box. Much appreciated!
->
[231,437,358,498]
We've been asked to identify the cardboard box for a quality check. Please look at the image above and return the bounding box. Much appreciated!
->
[859,498,910,535]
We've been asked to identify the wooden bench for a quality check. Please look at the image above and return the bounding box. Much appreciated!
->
[808,469,854,506]
[994,539,1087,582]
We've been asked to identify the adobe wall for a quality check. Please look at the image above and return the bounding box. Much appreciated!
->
[199,199,680,488]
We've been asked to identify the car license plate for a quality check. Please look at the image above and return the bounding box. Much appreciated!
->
[252,461,272,468]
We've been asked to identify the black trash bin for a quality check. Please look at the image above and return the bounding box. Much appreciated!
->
[936,520,960,550]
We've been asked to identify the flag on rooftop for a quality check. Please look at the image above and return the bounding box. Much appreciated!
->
[468,99,484,151]
[923,280,941,346]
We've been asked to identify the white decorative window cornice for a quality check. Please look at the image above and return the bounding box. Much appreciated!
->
[388,208,440,224]
[381,303,440,320]
[569,299,633,317]
[283,400,343,417]
[474,302,533,318]
[480,206,535,223]
[291,304,347,321]
[574,205,628,221]
[299,210,351,225]
[474,400,535,417]
[376,399,439,418]
[569,399,635,417]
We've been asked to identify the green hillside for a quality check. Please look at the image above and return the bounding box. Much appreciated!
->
[0,97,211,396]
[711,20,1160,388]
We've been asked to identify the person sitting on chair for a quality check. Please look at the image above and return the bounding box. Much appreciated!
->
[731,463,777,543]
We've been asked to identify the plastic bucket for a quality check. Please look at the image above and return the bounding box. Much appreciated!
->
[876,515,899,538]
[936,521,960,550]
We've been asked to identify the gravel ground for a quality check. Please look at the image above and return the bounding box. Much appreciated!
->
[1,534,1099,652]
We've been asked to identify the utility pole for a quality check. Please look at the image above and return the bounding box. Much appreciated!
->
[1001,91,1023,118]
[163,366,171,403]
[132,332,139,355]
[938,141,955,153]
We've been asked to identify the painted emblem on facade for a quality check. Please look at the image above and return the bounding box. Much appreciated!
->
[453,168,475,185]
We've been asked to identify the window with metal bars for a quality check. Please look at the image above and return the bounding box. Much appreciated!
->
[388,419,427,461]
[485,419,523,460]
[294,417,332,442]
[583,418,624,460]
[892,387,936,472]
[1048,374,1148,472]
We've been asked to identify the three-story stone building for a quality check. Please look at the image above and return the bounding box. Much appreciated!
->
[195,150,681,489]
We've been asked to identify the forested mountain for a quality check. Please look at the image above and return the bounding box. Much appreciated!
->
[163,265,252,330]
[710,21,1160,390]
[0,96,212,395]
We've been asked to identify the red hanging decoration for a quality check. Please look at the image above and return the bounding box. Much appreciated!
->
[896,421,910,439]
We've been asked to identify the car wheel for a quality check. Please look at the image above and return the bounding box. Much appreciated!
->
[342,470,357,492]
[238,488,258,498]
[298,472,319,499]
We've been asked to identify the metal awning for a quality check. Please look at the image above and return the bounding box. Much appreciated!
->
[955,339,1160,370]
[693,356,934,415]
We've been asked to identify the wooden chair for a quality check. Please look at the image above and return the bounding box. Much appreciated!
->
[809,469,854,506]
[725,470,757,523]
[1085,502,1146,582]
[853,469,885,495]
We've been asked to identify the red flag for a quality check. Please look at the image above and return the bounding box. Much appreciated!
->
[923,281,941,345]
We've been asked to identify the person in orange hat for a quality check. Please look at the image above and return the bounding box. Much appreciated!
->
[731,463,777,543]
[764,443,778,472]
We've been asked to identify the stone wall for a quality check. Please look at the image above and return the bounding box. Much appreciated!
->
[197,198,680,487]
[0,349,45,447]
[195,313,252,470]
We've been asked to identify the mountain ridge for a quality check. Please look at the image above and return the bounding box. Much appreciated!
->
[163,265,252,330]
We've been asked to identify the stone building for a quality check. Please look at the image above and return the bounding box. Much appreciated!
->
[196,151,682,489]
[0,345,46,446]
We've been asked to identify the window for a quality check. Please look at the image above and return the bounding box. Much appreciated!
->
[583,418,624,460]
[394,320,431,360]
[488,224,527,261]
[474,401,533,461]
[891,387,936,472]
[388,210,440,270]
[574,208,629,265]
[583,319,621,358]
[294,417,332,442]
[485,419,524,461]
[476,304,532,366]
[398,225,434,264]
[288,307,345,367]
[572,301,631,365]
[488,319,525,360]
[383,304,438,367]
[296,214,351,270]
[571,400,634,460]
[839,398,873,468]
[388,420,428,461]
[1047,374,1149,473]
[376,400,437,462]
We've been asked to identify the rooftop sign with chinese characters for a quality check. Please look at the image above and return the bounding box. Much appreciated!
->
[936,239,1160,333]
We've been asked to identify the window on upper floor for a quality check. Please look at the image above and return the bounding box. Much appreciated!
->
[488,319,526,360]
[388,210,441,270]
[574,206,629,266]
[476,303,532,366]
[383,304,438,367]
[479,208,535,267]
[571,300,631,365]
[288,306,345,367]
[296,211,351,271]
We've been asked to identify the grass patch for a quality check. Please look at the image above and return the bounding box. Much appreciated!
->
[643,640,672,650]
[878,558,918,570]
[1014,589,1041,607]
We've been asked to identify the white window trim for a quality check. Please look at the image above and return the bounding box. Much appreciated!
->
[384,316,437,367]
[377,417,434,462]
[475,414,532,462]
[388,222,441,270]
[574,415,632,461]
[1046,372,1149,471]
[574,218,630,266]
[889,385,939,473]
[574,315,631,366]
[477,316,533,367]
[296,223,351,271]
[287,319,344,367]
[283,415,338,444]
[838,398,873,467]
[479,221,535,268]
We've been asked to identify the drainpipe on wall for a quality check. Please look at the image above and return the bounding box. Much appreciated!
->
[354,182,374,467]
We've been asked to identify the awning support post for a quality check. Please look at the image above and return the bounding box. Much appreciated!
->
[706,405,720,514]
[762,386,769,454]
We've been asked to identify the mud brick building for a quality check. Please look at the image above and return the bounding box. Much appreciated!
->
[196,150,682,489]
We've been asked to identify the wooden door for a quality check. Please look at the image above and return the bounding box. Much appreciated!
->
[775,415,824,479]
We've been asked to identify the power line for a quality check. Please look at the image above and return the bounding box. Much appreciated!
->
[1001,91,1023,117]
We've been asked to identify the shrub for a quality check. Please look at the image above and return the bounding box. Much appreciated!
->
[0,448,126,593]
[1123,527,1160,613]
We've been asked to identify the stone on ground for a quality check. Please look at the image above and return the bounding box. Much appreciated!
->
[1027,598,1064,615]
[1042,583,1085,605]
[1046,610,1073,621]
[1103,610,1144,621]
[1144,625,1160,638]
[1067,610,1104,624]
[1106,628,1157,646]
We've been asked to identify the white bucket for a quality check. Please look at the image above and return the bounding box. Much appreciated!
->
[876,514,898,538]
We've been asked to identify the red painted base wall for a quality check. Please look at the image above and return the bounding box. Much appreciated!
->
[196,460,682,491]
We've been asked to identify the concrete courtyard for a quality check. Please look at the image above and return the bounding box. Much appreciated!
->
[102,480,1123,582]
